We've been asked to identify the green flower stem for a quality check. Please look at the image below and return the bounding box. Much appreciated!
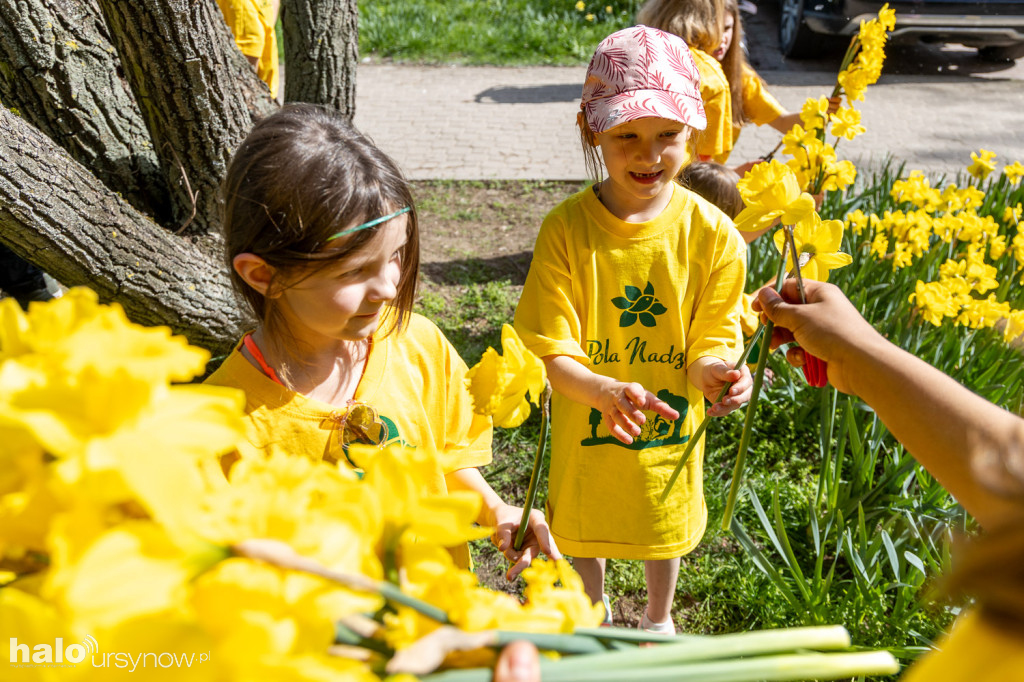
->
[538,651,897,682]
[720,319,774,531]
[233,538,450,624]
[533,625,851,675]
[659,323,765,504]
[783,226,808,304]
[719,242,791,530]
[493,630,606,655]
[423,627,897,682]
[514,382,552,552]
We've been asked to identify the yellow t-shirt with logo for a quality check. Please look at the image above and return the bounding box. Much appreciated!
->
[217,0,280,98]
[690,48,733,163]
[514,183,746,560]
[205,312,492,568]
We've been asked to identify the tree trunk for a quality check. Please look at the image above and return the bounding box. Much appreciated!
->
[0,0,170,220]
[95,0,273,236]
[280,0,357,117]
[0,106,249,355]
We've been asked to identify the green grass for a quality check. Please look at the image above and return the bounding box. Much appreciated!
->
[358,0,643,65]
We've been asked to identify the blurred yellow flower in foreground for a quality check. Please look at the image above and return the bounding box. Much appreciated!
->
[466,324,547,428]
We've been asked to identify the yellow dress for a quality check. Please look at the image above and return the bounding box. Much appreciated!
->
[216,0,280,98]
[514,183,746,559]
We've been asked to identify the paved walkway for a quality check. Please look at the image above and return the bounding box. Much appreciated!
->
[354,62,1024,181]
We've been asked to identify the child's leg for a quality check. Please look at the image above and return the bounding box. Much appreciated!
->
[643,557,680,623]
[572,557,607,605]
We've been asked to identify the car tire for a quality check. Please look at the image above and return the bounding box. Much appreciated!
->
[778,0,826,58]
[979,44,1024,62]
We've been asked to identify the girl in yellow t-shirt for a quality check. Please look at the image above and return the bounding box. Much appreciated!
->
[204,103,558,579]
[514,26,753,634]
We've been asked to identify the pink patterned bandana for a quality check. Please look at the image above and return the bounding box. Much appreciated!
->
[582,25,706,134]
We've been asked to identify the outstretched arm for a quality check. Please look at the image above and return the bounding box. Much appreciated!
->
[756,280,1024,530]
[543,354,680,445]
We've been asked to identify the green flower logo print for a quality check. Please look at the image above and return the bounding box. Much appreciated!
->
[612,282,667,328]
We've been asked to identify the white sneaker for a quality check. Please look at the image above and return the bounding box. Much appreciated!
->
[638,611,676,635]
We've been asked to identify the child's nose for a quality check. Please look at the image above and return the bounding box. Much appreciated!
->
[368,269,398,302]
[637,142,660,164]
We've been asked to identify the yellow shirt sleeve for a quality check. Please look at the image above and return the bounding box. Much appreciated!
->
[901,610,1024,682]
[690,49,733,162]
[740,65,786,127]
[216,0,279,98]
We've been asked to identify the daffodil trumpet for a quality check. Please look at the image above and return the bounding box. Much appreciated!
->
[658,324,765,504]
[514,381,553,552]
[233,538,452,624]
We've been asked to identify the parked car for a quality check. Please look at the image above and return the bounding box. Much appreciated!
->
[778,0,1024,60]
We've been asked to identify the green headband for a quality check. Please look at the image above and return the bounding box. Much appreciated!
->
[329,206,411,241]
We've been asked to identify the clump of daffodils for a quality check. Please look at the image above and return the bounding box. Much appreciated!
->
[848,153,1024,345]
[772,4,894,196]
[0,290,598,679]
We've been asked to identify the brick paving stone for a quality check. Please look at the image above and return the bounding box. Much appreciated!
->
[356,62,1024,181]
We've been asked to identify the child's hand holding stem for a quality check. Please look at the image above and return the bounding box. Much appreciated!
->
[543,355,679,445]
[688,357,753,416]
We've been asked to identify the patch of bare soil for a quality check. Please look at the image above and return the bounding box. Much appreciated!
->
[413,180,584,288]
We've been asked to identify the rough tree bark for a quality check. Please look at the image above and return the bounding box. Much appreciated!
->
[0,0,356,351]
[0,0,170,219]
[0,106,248,355]
[96,0,268,235]
[280,0,357,117]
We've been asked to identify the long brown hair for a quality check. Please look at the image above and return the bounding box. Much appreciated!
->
[720,0,749,128]
[639,0,748,128]
[637,0,724,55]
[220,103,420,343]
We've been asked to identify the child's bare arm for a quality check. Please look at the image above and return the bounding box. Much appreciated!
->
[447,467,561,580]
[544,354,680,445]
[686,356,752,417]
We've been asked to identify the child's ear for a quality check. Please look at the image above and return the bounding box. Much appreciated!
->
[233,252,278,297]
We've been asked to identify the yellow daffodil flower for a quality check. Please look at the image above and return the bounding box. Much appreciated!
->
[910,280,958,326]
[799,96,831,130]
[1004,309,1024,343]
[1004,161,1024,185]
[734,160,816,233]
[773,213,853,282]
[466,324,546,428]
[1005,204,1023,224]
[967,149,997,181]
[575,0,585,10]
[830,107,866,140]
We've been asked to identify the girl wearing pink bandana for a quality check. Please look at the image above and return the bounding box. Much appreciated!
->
[514,25,753,634]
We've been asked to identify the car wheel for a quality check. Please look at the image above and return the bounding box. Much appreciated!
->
[979,44,1024,62]
[778,0,826,58]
